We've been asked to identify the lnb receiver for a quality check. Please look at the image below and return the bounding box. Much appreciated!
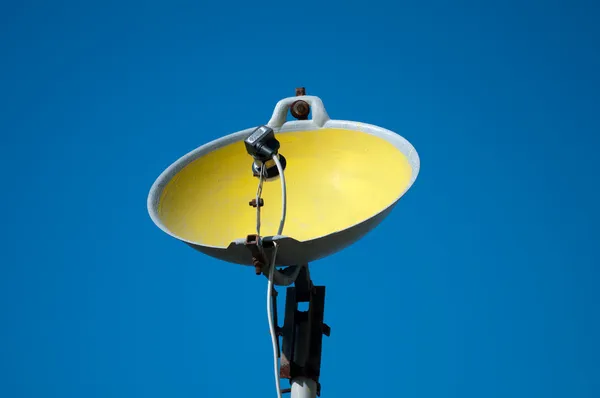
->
[244,126,287,179]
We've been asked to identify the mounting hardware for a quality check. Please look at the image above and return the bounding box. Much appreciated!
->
[278,266,328,395]
[291,87,310,120]
[251,154,287,180]
[244,234,267,275]
[290,100,310,120]
[249,198,264,208]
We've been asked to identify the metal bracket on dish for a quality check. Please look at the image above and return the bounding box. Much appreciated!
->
[244,234,268,275]
[244,235,329,395]
[244,234,305,286]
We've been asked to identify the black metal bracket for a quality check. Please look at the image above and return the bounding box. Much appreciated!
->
[278,266,329,396]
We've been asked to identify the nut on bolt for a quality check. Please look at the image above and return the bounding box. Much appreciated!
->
[249,198,264,208]
[291,87,309,120]
[291,100,310,120]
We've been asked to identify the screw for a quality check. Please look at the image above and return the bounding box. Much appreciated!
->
[249,198,264,207]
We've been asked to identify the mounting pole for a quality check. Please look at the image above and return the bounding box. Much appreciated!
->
[291,377,317,398]
[279,265,330,397]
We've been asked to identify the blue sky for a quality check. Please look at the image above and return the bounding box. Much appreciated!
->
[1,1,599,397]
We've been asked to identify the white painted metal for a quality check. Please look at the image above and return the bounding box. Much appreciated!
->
[267,95,330,129]
[291,377,317,398]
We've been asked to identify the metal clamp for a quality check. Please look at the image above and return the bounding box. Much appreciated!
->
[244,234,267,275]
[267,95,330,129]
[279,266,329,396]
[244,235,305,285]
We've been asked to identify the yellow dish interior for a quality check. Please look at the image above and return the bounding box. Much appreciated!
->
[158,128,412,247]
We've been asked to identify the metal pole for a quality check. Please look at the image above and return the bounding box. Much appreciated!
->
[279,265,329,397]
[291,377,317,398]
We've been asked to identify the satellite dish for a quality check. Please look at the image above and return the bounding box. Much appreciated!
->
[147,91,421,398]
[147,95,420,266]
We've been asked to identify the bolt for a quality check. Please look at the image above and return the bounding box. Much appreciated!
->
[252,255,266,275]
[291,100,310,120]
[249,198,264,208]
[253,259,264,275]
[295,87,306,96]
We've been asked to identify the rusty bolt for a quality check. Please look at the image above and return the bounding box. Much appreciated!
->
[253,258,264,275]
[290,100,310,120]
[295,87,306,96]
[249,198,264,208]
